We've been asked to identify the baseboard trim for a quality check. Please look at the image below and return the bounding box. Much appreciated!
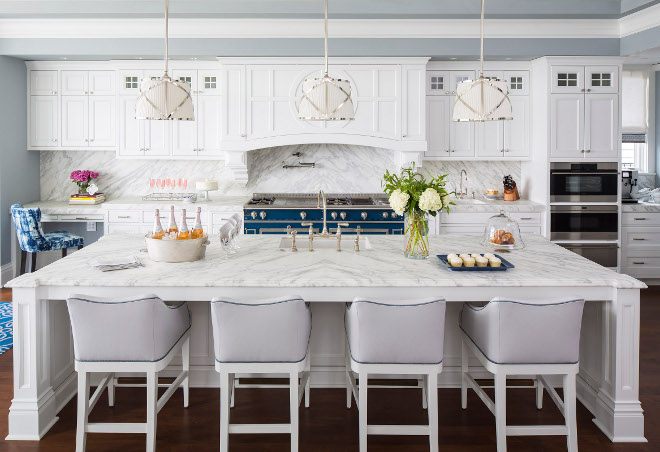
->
[1,263,12,286]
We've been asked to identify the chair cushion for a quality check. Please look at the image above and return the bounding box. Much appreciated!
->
[67,294,191,362]
[460,297,585,365]
[44,231,84,251]
[211,296,311,363]
[345,297,446,364]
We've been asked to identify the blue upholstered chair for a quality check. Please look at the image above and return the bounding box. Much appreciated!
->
[10,203,84,275]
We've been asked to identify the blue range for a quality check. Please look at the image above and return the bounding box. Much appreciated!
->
[243,193,403,235]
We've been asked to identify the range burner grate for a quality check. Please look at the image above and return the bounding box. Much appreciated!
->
[248,197,276,205]
[326,198,352,206]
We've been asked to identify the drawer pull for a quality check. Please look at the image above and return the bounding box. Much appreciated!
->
[519,217,533,220]
[633,218,646,220]
[117,215,131,219]
[632,238,646,241]
[75,217,87,220]
[633,262,645,265]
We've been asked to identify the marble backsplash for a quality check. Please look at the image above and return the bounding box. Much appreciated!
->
[638,173,656,191]
[40,145,521,200]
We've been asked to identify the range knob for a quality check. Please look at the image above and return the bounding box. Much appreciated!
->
[382,212,389,219]
[391,212,398,219]
[340,211,347,220]
[361,212,368,220]
[331,211,338,220]
[259,211,267,219]
[250,211,258,219]
[300,211,307,220]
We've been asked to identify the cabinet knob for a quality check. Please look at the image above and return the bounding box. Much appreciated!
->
[581,88,585,92]
[402,134,407,138]
[445,149,450,153]
[445,91,449,94]
[580,149,585,153]
[585,149,591,153]
[52,138,57,142]
[587,88,591,92]
[241,133,246,137]
[51,91,57,95]
[90,139,94,142]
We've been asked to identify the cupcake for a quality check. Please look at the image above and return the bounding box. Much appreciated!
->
[488,256,502,267]
[449,257,463,267]
[462,257,476,267]
[475,256,489,267]
[447,253,459,262]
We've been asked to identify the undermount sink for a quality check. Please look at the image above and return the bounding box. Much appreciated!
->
[279,235,372,250]
[454,198,486,205]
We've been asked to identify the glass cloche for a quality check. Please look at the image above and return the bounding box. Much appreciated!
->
[482,210,525,250]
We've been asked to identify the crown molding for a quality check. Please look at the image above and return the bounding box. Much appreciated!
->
[0,18,621,40]
[619,3,660,37]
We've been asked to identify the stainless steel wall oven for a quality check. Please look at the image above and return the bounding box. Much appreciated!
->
[550,162,618,203]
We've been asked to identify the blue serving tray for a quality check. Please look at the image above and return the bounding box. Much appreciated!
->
[436,254,515,272]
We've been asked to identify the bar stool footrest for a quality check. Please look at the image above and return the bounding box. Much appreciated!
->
[228,424,291,434]
[506,425,569,436]
[368,425,430,436]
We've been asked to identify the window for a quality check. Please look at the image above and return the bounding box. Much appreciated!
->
[430,76,444,91]
[125,76,138,89]
[622,70,650,172]
[557,73,578,87]
[510,76,523,90]
[204,76,216,89]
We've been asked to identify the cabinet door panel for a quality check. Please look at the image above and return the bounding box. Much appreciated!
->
[223,65,246,140]
[426,71,450,96]
[61,96,88,147]
[449,71,476,95]
[426,96,450,157]
[172,99,198,157]
[585,66,618,94]
[172,70,197,94]
[30,71,58,95]
[503,71,529,96]
[144,119,170,156]
[402,66,424,141]
[88,71,115,95]
[89,96,116,147]
[551,66,584,94]
[118,96,143,156]
[476,121,504,158]
[198,70,222,95]
[550,94,584,158]
[503,96,529,157]
[197,96,223,155]
[61,71,88,95]
[30,96,58,147]
[585,94,618,159]
[448,96,475,157]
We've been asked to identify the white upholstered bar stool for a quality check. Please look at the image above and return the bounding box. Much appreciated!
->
[210,296,312,452]
[345,297,446,452]
[460,297,585,452]
[66,294,191,452]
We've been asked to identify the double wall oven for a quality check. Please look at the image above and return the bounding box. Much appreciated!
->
[550,163,619,268]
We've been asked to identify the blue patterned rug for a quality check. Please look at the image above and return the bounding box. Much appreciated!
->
[0,303,12,355]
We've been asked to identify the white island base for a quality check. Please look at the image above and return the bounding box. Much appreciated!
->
[5,234,647,443]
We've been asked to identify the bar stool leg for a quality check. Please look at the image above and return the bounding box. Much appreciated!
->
[76,371,90,452]
[461,340,468,409]
[289,371,299,452]
[229,374,235,408]
[182,338,190,408]
[359,372,368,452]
[29,252,37,273]
[146,372,158,452]
[220,371,230,452]
[108,373,115,407]
[304,356,311,408]
[19,250,27,275]
[536,375,544,409]
[494,373,508,452]
[422,375,428,410]
[427,372,439,452]
[564,373,578,452]
[62,248,68,258]
[345,341,352,409]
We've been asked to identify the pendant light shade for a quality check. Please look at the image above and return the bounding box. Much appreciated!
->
[452,0,512,122]
[299,0,354,121]
[136,0,194,121]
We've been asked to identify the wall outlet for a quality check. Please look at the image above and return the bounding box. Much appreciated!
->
[86,222,97,232]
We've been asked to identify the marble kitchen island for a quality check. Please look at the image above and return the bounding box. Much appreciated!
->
[4,233,647,443]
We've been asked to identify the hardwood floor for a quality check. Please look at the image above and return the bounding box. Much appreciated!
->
[0,287,658,451]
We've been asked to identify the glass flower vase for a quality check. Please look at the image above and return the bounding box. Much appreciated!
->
[77,182,89,194]
[403,211,430,259]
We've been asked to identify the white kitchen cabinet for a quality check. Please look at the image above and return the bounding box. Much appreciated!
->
[621,212,660,279]
[503,96,529,157]
[550,94,585,158]
[585,66,618,94]
[476,120,505,158]
[61,71,88,95]
[29,96,58,147]
[143,118,170,157]
[119,95,169,157]
[88,71,115,95]
[172,70,197,94]
[30,71,58,95]
[551,66,585,94]
[223,65,246,141]
[402,66,425,141]
[504,71,529,96]
[198,70,222,96]
[426,71,450,96]
[197,95,223,155]
[426,95,474,158]
[171,98,198,157]
[61,96,88,147]
[449,71,475,95]
[89,96,116,147]
[584,93,619,159]
[551,65,618,95]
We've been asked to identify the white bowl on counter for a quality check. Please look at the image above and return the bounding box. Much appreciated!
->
[145,235,210,263]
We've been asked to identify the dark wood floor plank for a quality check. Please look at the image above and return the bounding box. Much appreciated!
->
[0,287,658,451]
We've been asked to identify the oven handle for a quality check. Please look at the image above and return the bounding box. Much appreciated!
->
[550,171,619,175]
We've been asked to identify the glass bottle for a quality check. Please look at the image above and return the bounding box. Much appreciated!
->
[152,209,164,239]
[167,205,178,234]
[178,209,191,240]
[192,207,204,239]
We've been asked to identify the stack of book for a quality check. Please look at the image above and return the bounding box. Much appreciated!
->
[69,193,105,205]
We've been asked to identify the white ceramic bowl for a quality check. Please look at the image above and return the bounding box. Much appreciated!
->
[652,192,660,203]
[145,235,209,263]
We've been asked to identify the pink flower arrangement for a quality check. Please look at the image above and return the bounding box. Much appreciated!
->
[70,170,99,194]
[70,170,99,183]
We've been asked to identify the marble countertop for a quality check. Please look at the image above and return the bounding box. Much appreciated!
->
[622,202,660,213]
[450,198,544,212]
[5,233,643,290]
[23,201,106,215]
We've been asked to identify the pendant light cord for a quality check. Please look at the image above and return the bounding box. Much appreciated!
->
[479,0,484,77]
[324,0,329,75]
[164,0,169,75]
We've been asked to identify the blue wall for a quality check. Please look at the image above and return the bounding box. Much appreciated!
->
[657,71,660,188]
[0,56,40,267]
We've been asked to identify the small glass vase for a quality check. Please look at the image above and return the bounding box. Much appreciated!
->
[77,182,89,195]
[404,211,430,259]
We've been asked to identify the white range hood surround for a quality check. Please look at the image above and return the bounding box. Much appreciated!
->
[218,57,430,185]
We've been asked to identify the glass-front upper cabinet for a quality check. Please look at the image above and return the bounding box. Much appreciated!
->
[551,65,618,94]
[551,66,585,94]
[585,66,618,94]
[426,71,449,96]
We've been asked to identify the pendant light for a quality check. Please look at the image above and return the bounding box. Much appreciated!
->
[136,0,194,121]
[298,0,354,121]
[452,0,512,122]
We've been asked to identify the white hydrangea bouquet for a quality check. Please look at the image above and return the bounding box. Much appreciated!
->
[383,164,453,259]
